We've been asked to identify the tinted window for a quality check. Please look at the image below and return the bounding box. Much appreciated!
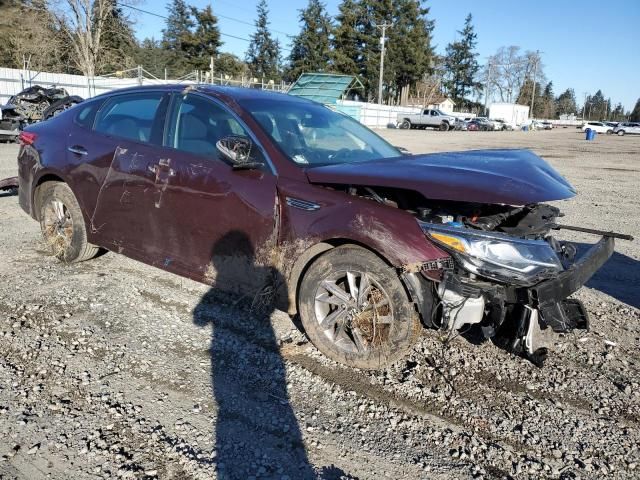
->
[239,98,401,166]
[74,99,103,129]
[95,93,164,144]
[168,94,249,158]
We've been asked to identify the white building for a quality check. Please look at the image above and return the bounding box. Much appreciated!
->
[489,103,530,127]
[427,96,456,114]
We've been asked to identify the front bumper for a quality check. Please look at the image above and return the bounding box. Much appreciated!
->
[527,236,614,331]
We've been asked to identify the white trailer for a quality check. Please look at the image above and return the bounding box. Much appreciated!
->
[489,103,530,128]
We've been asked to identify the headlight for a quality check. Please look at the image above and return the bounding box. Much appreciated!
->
[420,222,562,286]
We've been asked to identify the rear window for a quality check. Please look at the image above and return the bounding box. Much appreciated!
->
[74,99,103,129]
[94,93,164,144]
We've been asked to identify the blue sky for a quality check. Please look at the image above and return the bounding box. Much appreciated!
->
[129,0,640,110]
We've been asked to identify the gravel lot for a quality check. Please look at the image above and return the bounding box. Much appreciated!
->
[0,129,639,479]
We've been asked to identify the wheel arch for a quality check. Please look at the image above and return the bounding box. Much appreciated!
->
[32,173,67,220]
[286,237,413,315]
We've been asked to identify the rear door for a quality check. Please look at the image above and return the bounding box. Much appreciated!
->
[71,91,171,259]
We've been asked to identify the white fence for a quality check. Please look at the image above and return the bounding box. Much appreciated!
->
[0,67,186,102]
[336,100,420,128]
[0,66,287,103]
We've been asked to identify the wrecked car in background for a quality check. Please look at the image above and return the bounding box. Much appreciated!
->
[15,85,632,370]
[0,85,83,140]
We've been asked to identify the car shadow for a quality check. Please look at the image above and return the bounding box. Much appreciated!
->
[575,242,640,309]
[192,231,349,479]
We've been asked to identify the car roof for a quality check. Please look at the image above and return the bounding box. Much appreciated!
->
[92,83,313,105]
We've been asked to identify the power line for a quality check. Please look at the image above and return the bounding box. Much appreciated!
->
[122,4,292,51]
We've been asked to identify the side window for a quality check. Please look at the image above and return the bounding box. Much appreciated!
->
[168,94,254,160]
[431,110,439,116]
[94,93,164,144]
[74,100,103,129]
[422,109,429,115]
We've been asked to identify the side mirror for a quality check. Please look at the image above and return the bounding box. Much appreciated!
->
[216,135,264,170]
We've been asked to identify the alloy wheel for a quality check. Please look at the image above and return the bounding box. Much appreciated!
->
[42,199,73,255]
[314,271,393,355]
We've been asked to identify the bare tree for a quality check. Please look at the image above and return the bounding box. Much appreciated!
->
[485,46,527,102]
[484,46,546,104]
[51,0,114,77]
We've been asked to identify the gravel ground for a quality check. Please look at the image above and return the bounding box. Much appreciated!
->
[0,129,639,480]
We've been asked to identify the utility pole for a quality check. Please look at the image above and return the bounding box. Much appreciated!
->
[484,61,492,116]
[529,51,539,119]
[376,23,392,105]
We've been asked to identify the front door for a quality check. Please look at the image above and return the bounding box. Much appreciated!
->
[150,92,278,291]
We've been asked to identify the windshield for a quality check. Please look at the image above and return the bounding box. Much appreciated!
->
[238,98,402,166]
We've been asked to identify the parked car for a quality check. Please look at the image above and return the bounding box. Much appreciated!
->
[467,118,492,131]
[581,121,613,134]
[612,122,640,136]
[453,118,468,131]
[475,116,496,130]
[541,121,553,130]
[17,85,629,369]
[397,109,457,131]
[489,119,514,131]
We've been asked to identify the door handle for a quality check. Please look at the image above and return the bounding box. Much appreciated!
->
[67,145,87,156]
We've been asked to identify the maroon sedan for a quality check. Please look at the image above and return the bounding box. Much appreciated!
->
[17,85,626,369]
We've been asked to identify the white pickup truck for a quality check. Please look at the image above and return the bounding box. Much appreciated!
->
[397,109,457,131]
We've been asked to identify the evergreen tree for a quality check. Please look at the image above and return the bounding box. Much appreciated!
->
[349,1,427,102]
[331,0,364,77]
[385,0,434,104]
[357,0,393,101]
[161,0,196,75]
[540,81,555,119]
[286,0,332,82]
[610,102,625,122]
[517,79,545,118]
[583,90,609,120]
[246,0,281,80]
[135,37,175,78]
[215,53,249,78]
[443,14,481,110]
[629,98,640,122]
[188,5,222,71]
[556,88,577,117]
[98,0,137,74]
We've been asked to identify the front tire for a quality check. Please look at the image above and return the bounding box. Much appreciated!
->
[298,246,421,370]
[439,122,449,131]
[38,182,99,263]
[617,130,625,136]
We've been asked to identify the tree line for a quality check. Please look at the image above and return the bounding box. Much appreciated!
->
[0,0,637,119]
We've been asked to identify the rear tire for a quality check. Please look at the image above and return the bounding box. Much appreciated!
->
[617,130,625,136]
[38,182,99,263]
[298,246,421,370]
[399,119,411,129]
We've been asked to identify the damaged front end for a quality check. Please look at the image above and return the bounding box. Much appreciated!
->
[413,202,629,366]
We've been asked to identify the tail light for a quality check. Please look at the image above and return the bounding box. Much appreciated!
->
[19,131,37,146]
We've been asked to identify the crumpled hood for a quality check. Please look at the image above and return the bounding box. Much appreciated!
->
[305,149,576,205]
